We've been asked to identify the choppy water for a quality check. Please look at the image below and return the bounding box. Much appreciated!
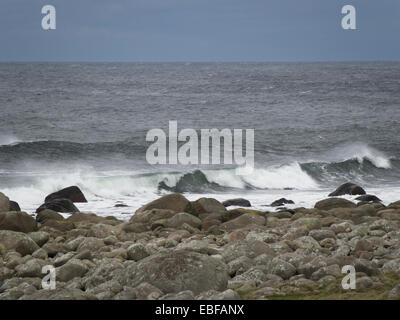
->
[1,62,400,219]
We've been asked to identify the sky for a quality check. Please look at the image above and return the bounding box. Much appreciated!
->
[0,0,399,62]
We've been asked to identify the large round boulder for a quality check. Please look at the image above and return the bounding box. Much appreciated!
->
[0,211,38,233]
[120,250,229,295]
[135,194,192,214]
[191,197,226,215]
[314,198,356,211]
[328,183,366,197]
[0,230,40,256]
[45,186,87,203]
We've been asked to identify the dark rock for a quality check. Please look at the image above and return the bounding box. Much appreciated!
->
[270,198,295,207]
[114,203,128,208]
[9,201,21,212]
[328,183,366,197]
[355,194,382,203]
[36,198,80,213]
[45,186,87,203]
[0,211,38,233]
[222,198,251,208]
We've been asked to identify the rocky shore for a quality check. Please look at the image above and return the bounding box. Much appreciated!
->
[1,184,400,300]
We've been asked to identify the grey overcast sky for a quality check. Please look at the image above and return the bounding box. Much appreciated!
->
[0,0,399,61]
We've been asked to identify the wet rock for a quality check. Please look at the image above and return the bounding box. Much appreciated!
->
[45,186,87,203]
[355,195,382,203]
[270,198,295,207]
[222,198,251,208]
[36,199,79,214]
[328,183,366,197]
[9,201,21,212]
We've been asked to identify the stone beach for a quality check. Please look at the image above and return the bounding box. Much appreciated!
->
[1,184,400,300]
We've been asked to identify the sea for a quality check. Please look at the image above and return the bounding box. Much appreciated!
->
[1,62,400,220]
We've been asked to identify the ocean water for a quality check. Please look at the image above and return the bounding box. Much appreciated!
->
[1,62,400,219]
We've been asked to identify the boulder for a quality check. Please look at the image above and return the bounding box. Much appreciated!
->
[41,220,75,232]
[127,243,150,261]
[328,183,366,197]
[270,198,294,207]
[222,198,251,208]
[28,231,50,247]
[314,198,356,211]
[0,192,10,213]
[164,212,202,229]
[220,214,265,232]
[66,213,109,224]
[36,199,80,213]
[130,208,177,225]
[56,259,89,282]
[355,194,382,203]
[191,198,226,215]
[135,193,192,214]
[36,209,65,223]
[45,186,87,203]
[0,230,39,256]
[15,258,47,278]
[120,250,229,295]
[221,240,275,263]
[0,211,38,233]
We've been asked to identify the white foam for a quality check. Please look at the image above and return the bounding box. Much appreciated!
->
[0,134,21,146]
[325,142,392,169]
